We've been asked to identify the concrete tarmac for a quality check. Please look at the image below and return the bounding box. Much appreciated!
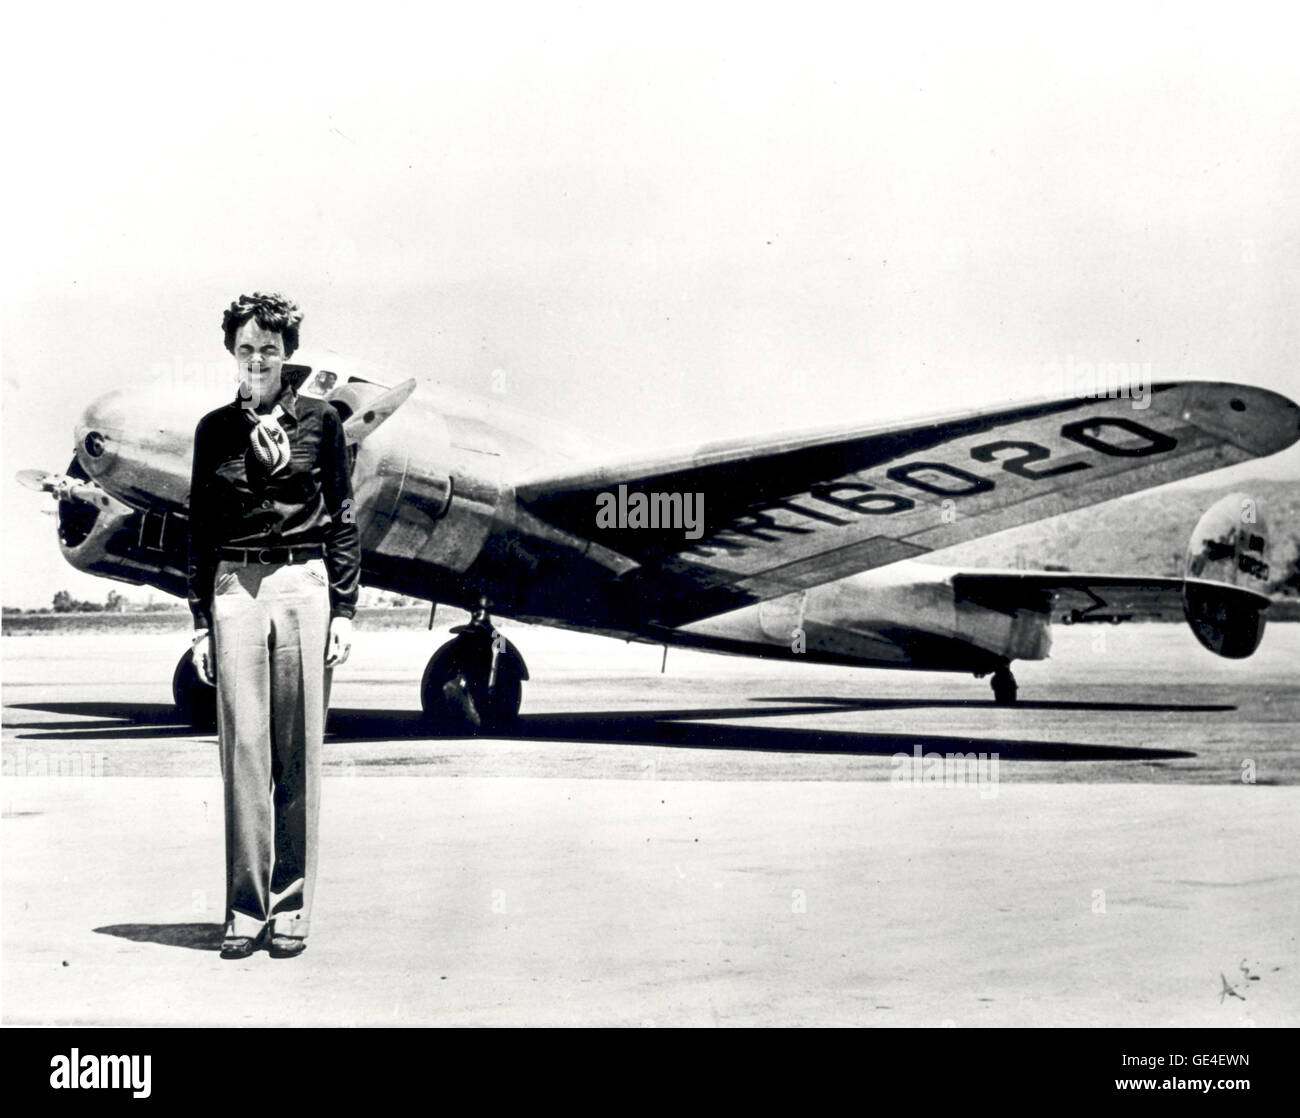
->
[3,622,1298,1026]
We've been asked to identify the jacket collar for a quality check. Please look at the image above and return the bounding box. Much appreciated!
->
[230,385,299,423]
[277,387,300,422]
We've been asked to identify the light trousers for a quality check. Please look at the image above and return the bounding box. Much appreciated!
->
[212,557,332,939]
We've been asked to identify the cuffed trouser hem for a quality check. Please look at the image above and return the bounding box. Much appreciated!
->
[226,912,268,939]
[271,910,310,938]
[225,912,310,940]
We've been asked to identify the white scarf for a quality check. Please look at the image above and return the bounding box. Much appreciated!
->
[245,403,291,475]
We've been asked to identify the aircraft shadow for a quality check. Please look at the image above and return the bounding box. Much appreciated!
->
[93,922,224,952]
[754,696,1238,714]
[10,698,1197,761]
[4,702,201,740]
[328,704,1195,762]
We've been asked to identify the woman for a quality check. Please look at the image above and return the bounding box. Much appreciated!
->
[187,291,360,960]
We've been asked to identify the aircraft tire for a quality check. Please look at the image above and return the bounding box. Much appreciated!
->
[420,635,523,734]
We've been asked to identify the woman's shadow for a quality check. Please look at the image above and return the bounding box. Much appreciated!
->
[93,922,225,952]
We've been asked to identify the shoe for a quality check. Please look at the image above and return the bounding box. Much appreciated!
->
[267,934,307,959]
[219,935,257,960]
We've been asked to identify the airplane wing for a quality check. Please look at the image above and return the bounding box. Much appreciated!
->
[515,381,1299,627]
[949,570,1271,623]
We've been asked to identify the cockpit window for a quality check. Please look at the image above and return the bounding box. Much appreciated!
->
[299,368,338,399]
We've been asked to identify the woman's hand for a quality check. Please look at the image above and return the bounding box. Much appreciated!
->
[326,616,353,668]
[192,631,215,685]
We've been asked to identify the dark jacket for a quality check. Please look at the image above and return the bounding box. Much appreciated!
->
[187,390,361,629]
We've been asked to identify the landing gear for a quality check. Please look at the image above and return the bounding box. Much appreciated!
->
[172,649,216,730]
[990,664,1018,705]
[420,603,528,734]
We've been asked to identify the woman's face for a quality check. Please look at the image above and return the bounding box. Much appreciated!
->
[233,319,286,409]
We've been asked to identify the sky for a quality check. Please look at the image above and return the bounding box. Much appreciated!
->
[3,1,1299,608]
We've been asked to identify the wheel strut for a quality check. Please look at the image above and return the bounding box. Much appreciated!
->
[991,664,1018,705]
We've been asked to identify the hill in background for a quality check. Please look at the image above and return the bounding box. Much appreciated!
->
[927,478,1300,584]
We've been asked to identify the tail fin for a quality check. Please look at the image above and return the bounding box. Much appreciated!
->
[1182,493,1270,658]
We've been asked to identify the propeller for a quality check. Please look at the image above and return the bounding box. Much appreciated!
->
[342,378,418,446]
[16,468,54,492]
[15,469,116,508]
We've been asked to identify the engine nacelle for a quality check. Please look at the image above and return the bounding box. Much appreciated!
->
[55,459,187,596]
[688,560,1051,670]
[1182,493,1269,658]
[340,380,503,576]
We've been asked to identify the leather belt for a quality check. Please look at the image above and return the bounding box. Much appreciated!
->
[218,544,325,565]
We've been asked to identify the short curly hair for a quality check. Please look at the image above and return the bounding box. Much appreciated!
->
[221,291,304,357]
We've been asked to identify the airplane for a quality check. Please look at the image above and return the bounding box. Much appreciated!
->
[19,364,1300,732]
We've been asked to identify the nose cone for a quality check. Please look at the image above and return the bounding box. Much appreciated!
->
[75,385,195,508]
